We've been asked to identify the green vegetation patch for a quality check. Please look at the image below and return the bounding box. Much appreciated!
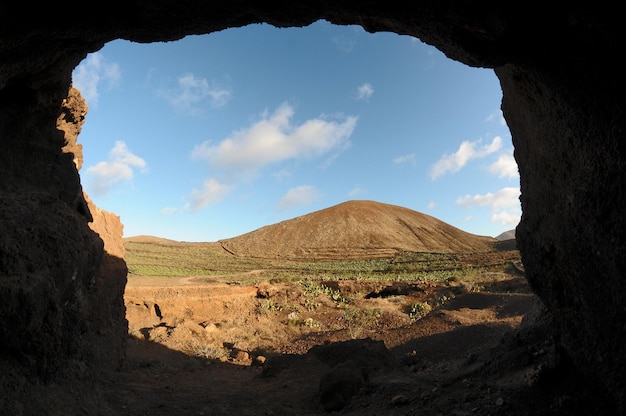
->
[124,240,521,287]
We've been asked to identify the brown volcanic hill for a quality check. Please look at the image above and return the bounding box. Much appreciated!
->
[124,235,183,244]
[219,200,498,260]
[495,229,516,241]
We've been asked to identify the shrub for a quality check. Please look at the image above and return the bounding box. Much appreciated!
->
[409,301,432,321]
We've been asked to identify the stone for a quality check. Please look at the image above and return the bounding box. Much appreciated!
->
[254,355,267,366]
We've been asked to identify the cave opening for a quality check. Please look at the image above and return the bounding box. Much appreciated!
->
[61,20,552,415]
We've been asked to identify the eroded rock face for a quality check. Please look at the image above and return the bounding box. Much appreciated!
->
[58,87,129,373]
[0,3,624,414]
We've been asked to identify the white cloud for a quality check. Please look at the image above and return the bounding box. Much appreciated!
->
[488,152,519,179]
[276,185,320,211]
[348,186,367,197]
[186,178,232,211]
[393,153,416,165]
[491,210,520,226]
[456,187,520,209]
[427,201,436,210]
[430,136,502,180]
[456,187,521,227]
[86,141,147,196]
[164,73,231,114]
[356,83,374,101]
[192,102,357,174]
[72,52,121,107]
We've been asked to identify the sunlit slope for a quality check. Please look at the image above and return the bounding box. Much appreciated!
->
[219,200,498,260]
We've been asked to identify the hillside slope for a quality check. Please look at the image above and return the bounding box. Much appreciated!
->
[219,200,498,260]
[496,229,516,241]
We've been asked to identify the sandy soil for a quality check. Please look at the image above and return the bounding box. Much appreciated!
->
[91,269,587,416]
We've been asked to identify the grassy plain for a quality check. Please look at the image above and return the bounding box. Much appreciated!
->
[124,238,522,286]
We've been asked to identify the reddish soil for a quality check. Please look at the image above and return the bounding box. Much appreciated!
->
[94,269,578,416]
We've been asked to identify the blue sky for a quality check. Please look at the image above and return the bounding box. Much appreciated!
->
[72,20,520,243]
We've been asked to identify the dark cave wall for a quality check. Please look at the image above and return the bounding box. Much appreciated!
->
[0,82,128,378]
[499,61,626,408]
[0,2,624,413]
[0,74,104,374]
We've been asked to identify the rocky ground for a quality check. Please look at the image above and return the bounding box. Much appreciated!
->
[7,260,609,416]
[89,268,598,416]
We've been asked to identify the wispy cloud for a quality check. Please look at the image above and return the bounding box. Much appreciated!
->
[85,141,147,196]
[192,102,357,175]
[162,73,231,115]
[456,187,521,227]
[333,35,356,52]
[427,201,436,210]
[272,168,292,181]
[160,207,180,215]
[356,83,374,101]
[488,151,519,179]
[276,185,320,211]
[186,178,232,211]
[393,153,416,165]
[430,136,502,180]
[72,52,121,107]
[348,186,367,197]
[486,109,507,127]
[185,103,355,213]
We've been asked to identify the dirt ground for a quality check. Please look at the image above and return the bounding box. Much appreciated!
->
[87,266,602,416]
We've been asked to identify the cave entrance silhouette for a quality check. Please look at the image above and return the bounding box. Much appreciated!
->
[61,22,560,416]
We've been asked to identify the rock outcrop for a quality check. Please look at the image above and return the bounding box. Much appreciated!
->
[0,4,624,414]
[58,87,128,373]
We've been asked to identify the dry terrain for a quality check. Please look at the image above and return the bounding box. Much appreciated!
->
[119,266,539,416]
[90,202,602,415]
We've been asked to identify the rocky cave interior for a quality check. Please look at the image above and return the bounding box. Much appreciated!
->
[0,3,624,415]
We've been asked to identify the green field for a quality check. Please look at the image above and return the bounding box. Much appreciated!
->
[124,239,522,285]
